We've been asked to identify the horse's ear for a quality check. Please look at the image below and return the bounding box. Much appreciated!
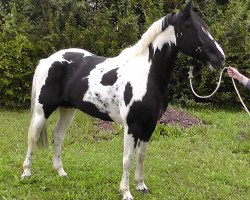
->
[188,0,194,10]
[179,1,193,19]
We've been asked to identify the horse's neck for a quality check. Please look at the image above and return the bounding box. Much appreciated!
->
[148,26,177,91]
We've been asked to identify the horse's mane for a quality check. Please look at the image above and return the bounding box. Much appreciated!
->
[119,14,172,59]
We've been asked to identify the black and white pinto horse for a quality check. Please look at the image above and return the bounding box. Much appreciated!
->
[22,2,225,200]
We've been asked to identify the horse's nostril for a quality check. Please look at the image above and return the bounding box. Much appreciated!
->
[221,56,225,61]
[221,59,225,66]
[220,55,225,64]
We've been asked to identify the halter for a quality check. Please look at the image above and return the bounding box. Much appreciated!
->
[195,46,203,53]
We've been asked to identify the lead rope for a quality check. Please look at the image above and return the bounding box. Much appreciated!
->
[188,66,250,116]
[231,77,250,115]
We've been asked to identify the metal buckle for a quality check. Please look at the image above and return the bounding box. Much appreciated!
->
[196,46,203,53]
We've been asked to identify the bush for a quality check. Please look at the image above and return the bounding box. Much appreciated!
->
[0,34,36,107]
[0,0,248,108]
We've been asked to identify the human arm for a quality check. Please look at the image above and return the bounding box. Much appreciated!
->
[227,66,250,88]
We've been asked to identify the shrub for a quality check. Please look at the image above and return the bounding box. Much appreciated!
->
[0,0,248,108]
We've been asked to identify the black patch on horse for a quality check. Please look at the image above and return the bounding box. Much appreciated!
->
[39,54,106,119]
[63,52,85,62]
[148,43,177,91]
[39,61,70,118]
[101,68,119,86]
[126,100,157,146]
[124,82,133,106]
[148,43,154,62]
[162,13,173,31]
[126,43,177,144]
[80,101,113,121]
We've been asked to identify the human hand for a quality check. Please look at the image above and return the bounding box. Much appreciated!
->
[227,66,242,80]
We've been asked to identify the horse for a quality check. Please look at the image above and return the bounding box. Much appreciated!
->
[21,1,225,200]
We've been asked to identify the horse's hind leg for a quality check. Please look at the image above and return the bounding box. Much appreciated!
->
[135,140,148,193]
[53,107,75,177]
[21,105,47,179]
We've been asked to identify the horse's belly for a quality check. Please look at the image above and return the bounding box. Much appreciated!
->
[82,89,123,123]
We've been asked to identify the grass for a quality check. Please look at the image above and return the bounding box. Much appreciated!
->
[0,106,249,200]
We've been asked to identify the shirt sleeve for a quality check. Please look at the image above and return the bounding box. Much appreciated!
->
[246,79,250,91]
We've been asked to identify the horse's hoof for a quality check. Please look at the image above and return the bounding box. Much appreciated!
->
[57,168,68,178]
[58,171,68,179]
[122,196,133,200]
[21,172,31,180]
[60,174,68,179]
[122,191,134,200]
[137,187,149,193]
[136,182,148,193]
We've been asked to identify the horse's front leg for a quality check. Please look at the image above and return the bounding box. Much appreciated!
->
[133,120,156,194]
[135,140,148,193]
[120,125,135,200]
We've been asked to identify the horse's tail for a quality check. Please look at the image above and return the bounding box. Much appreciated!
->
[37,122,48,148]
[30,68,37,114]
[29,61,48,149]
[28,121,48,149]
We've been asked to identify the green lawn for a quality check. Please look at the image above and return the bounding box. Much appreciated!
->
[0,106,249,200]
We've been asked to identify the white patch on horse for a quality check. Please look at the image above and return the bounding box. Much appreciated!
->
[214,41,225,59]
[201,26,225,59]
[152,25,176,52]
[119,17,165,59]
[82,58,123,122]
[82,54,152,123]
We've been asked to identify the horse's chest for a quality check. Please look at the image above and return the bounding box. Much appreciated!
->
[82,58,151,122]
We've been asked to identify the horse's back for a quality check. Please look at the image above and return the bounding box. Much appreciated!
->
[35,48,94,78]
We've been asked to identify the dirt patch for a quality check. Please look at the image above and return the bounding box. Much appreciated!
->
[158,107,202,128]
[94,107,202,131]
[93,120,114,132]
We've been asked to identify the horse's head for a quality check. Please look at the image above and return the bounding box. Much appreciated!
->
[173,1,225,68]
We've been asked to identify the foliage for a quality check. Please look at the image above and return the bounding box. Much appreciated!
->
[0,107,249,199]
[0,0,249,108]
[0,2,36,107]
